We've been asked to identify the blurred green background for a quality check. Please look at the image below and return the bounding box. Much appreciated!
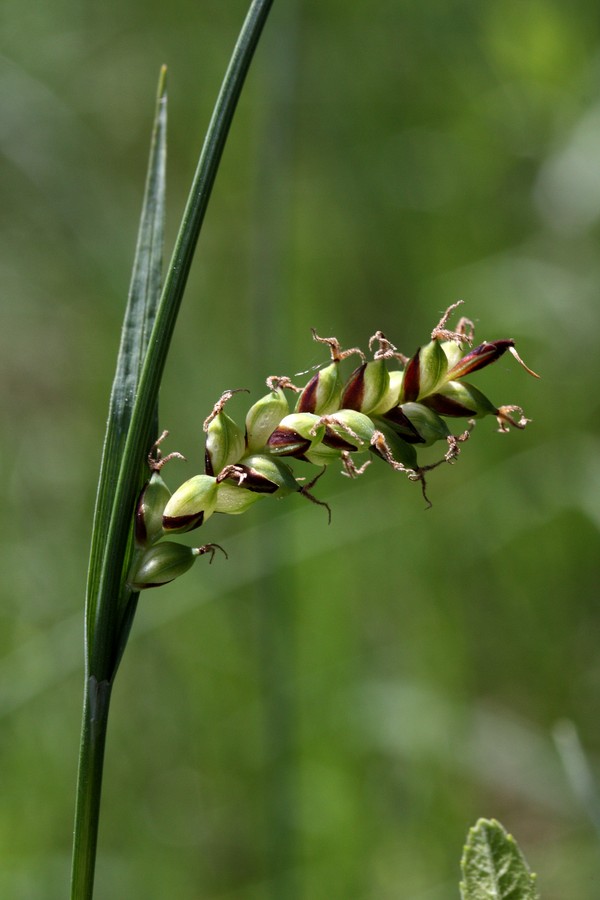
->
[2,1,600,897]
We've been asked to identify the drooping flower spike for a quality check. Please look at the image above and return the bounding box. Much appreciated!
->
[127,303,538,588]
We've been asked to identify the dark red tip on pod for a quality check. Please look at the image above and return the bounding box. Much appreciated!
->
[134,483,149,546]
[447,340,514,380]
[228,465,280,494]
[162,511,205,532]
[381,406,425,443]
[296,373,320,413]
[421,394,478,418]
[322,429,359,452]
[401,349,421,402]
[204,447,214,477]
[340,364,367,411]
[267,427,312,458]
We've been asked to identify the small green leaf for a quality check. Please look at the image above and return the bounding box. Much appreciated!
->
[460,819,539,900]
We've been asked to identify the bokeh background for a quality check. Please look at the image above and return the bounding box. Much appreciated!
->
[2,1,600,897]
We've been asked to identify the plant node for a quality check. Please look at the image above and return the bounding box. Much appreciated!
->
[148,430,186,471]
[266,375,303,393]
[496,405,531,432]
[297,466,332,523]
[340,451,371,478]
[197,543,228,563]
[369,330,405,361]
[216,464,248,485]
[310,328,366,363]
[203,389,249,430]
[431,300,474,345]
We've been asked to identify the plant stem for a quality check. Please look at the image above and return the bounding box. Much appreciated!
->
[70,678,112,899]
[70,3,274,897]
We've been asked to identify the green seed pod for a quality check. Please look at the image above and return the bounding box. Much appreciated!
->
[421,380,498,419]
[295,361,343,415]
[445,340,514,381]
[205,410,245,476]
[245,387,289,452]
[380,404,425,443]
[321,409,376,452]
[303,442,345,467]
[267,413,325,458]
[162,474,218,533]
[400,338,448,402]
[370,418,419,469]
[127,542,200,590]
[230,454,300,495]
[134,470,171,547]
[214,482,265,514]
[341,359,390,414]
[399,401,451,446]
[440,340,463,370]
[369,369,404,416]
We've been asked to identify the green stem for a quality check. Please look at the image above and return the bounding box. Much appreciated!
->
[70,678,112,899]
[70,3,275,898]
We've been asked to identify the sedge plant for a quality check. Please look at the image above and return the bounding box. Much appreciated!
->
[70,0,540,896]
[70,2,275,896]
[130,306,538,590]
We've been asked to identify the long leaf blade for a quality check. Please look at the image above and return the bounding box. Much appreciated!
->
[85,67,167,665]
[88,0,274,681]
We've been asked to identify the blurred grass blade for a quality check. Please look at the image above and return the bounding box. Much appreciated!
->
[553,719,600,837]
[84,66,167,667]
[460,818,539,899]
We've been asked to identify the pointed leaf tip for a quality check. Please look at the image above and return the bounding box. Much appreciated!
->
[157,64,168,95]
[460,818,539,900]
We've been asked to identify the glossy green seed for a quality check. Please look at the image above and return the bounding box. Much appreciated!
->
[135,470,171,547]
[162,474,218,533]
[205,410,245,475]
[245,387,289,452]
[127,542,199,590]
